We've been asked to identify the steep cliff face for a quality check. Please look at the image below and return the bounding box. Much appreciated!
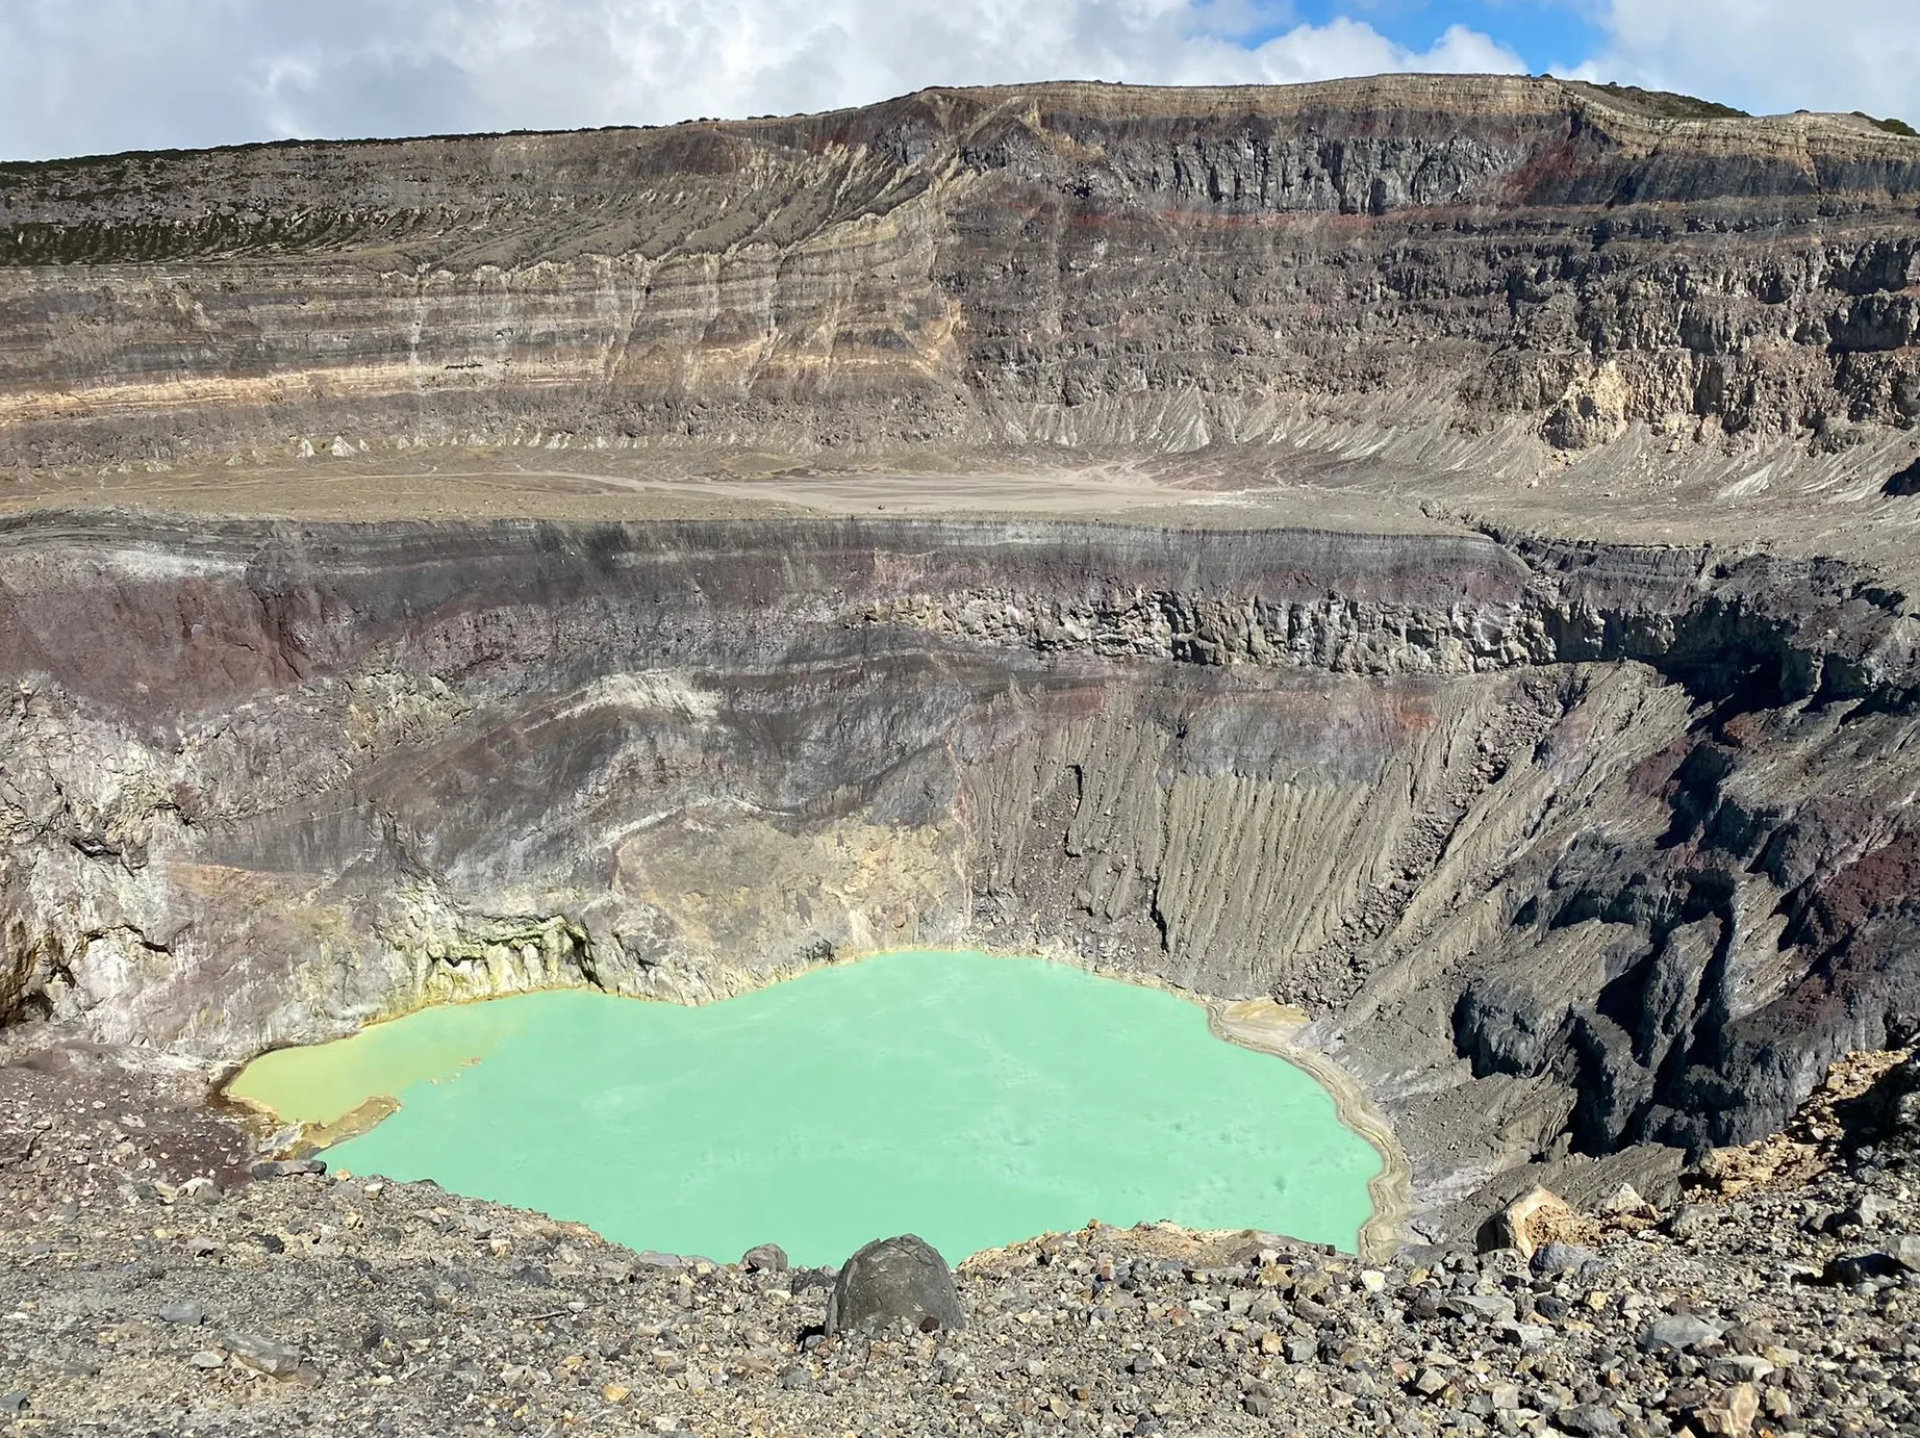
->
[2,513,1917,1229]
[3,76,1920,469]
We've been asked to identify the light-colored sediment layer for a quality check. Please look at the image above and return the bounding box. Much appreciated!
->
[0,448,1469,534]
[1206,997,1413,1266]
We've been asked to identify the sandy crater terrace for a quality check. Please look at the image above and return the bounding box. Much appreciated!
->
[2,69,1920,1436]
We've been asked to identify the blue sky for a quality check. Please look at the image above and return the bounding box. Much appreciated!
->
[0,0,1915,161]
[1247,1,1602,74]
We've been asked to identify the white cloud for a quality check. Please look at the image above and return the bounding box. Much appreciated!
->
[0,0,1526,161]
[1578,0,1920,121]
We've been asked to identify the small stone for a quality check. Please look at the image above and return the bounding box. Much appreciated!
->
[0,1393,26,1414]
[222,1331,314,1380]
[1664,1205,1719,1242]
[1707,1356,1775,1386]
[188,1351,224,1370]
[1890,1234,1920,1272]
[159,1299,205,1326]
[1846,1191,1895,1230]
[1505,1322,1556,1349]
[1638,1314,1725,1354]
[1601,1184,1654,1218]
[1532,1243,1598,1279]
[1554,1404,1622,1437]
[1452,1293,1519,1324]
[1822,1251,1900,1285]
[1413,1367,1449,1396]
[1478,1188,1576,1260]
[1693,1382,1760,1437]
[742,1242,789,1273]
[602,1384,631,1404]
[1359,1268,1387,1293]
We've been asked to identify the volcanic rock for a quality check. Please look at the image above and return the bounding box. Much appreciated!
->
[824,1234,966,1335]
[1638,1314,1726,1354]
[221,1331,316,1380]
[1478,1188,1580,1259]
[0,73,1916,1437]
[742,1242,790,1273]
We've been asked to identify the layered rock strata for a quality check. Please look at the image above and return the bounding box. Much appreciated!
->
[4,73,1920,1239]
[3,76,1920,470]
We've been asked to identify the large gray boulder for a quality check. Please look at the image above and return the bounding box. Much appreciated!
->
[824,1235,966,1335]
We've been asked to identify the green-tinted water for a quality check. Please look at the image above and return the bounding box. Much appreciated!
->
[230,950,1381,1264]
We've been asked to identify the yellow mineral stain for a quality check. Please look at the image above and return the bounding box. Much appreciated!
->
[227,998,534,1127]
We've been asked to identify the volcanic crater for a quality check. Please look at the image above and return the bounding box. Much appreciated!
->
[3,72,1920,1435]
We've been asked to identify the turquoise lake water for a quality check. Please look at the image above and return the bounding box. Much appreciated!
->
[231,950,1380,1265]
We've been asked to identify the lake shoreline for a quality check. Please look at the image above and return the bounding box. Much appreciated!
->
[228,947,1406,1263]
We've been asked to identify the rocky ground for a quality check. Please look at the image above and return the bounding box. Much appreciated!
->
[1,1037,1916,1437]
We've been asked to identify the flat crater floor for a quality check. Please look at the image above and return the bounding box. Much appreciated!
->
[229,951,1381,1265]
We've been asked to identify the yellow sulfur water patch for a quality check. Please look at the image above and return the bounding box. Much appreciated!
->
[227,997,536,1127]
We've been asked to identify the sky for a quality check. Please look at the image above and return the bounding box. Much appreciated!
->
[0,1,1914,162]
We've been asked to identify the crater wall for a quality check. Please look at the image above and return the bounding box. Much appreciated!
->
[4,76,1920,469]
[6,75,1920,1235]
[3,513,1917,1227]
